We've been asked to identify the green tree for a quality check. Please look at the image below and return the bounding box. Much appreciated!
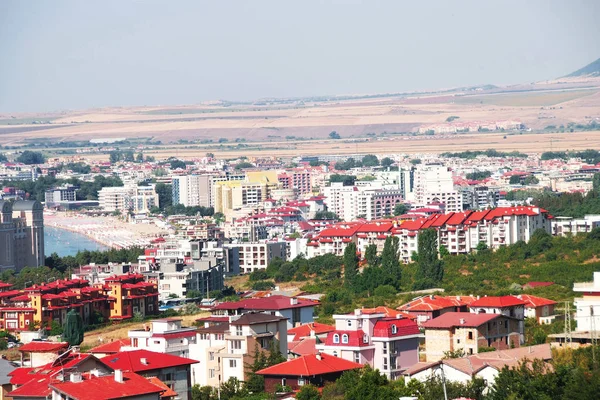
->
[509,175,522,184]
[343,242,359,289]
[296,384,321,400]
[62,309,84,346]
[380,236,401,289]
[49,319,64,336]
[170,159,187,170]
[364,244,379,267]
[136,153,144,162]
[155,183,172,209]
[0,153,8,162]
[361,154,379,167]
[410,158,421,165]
[109,151,121,163]
[16,150,45,164]
[314,211,339,220]
[380,157,394,167]
[593,173,600,192]
[415,228,443,288]
[235,161,255,169]
[393,203,408,216]
[329,131,341,139]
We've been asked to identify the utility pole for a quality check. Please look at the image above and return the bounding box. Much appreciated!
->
[591,306,597,367]
[564,301,572,347]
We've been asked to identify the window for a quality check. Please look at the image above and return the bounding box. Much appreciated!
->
[229,359,237,368]
[383,342,387,355]
[333,334,340,344]
[209,352,214,361]
[281,378,287,387]
[236,326,243,336]
[298,377,305,386]
[391,324,397,335]
[354,351,360,363]
[363,334,369,344]
[468,331,473,340]
[209,369,215,378]
[230,340,242,350]
[342,334,349,344]
[333,351,338,357]
[347,320,352,328]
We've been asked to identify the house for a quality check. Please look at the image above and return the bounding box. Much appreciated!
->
[190,313,288,388]
[397,295,471,325]
[404,343,552,388]
[88,339,131,358]
[18,341,69,367]
[101,349,197,400]
[257,353,363,392]
[104,274,160,321]
[0,358,16,400]
[126,318,197,358]
[9,352,113,399]
[316,309,421,380]
[468,295,526,343]
[422,312,522,362]
[287,322,335,342]
[516,294,557,324]
[48,371,165,400]
[288,337,319,357]
[211,295,318,330]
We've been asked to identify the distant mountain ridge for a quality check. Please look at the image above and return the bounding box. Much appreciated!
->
[565,57,600,77]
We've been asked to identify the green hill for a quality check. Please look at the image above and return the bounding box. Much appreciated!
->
[565,57,600,77]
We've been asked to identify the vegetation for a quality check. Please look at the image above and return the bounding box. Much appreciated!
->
[441,149,528,159]
[329,174,356,186]
[414,228,444,289]
[313,211,339,220]
[329,131,341,139]
[0,153,8,162]
[393,203,409,216]
[361,154,379,167]
[446,115,460,122]
[334,158,361,170]
[16,150,45,164]
[63,309,84,346]
[540,149,600,164]
[0,175,123,201]
[466,171,492,180]
[380,157,394,167]
[235,161,255,170]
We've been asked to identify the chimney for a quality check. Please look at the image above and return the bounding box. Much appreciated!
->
[91,369,101,377]
[114,369,123,383]
[290,297,298,305]
[477,295,480,300]
[460,318,466,325]
[456,296,461,301]
[354,309,362,316]
[69,372,82,383]
[140,358,148,365]
[429,295,434,300]
[396,314,402,319]
[316,353,322,360]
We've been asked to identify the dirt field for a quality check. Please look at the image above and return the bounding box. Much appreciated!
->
[1,78,599,148]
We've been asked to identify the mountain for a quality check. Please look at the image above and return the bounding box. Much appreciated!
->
[565,57,600,77]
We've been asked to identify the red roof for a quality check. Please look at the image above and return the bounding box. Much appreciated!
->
[524,281,554,288]
[49,372,164,400]
[356,222,393,233]
[398,295,461,312]
[257,353,362,376]
[359,306,417,320]
[212,295,318,311]
[147,376,178,398]
[19,341,69,353]
[101,349,197,372]
[88,339,130,354]
[373,318,420,338]
[288,322,335,341]
[469,296,526,308]
[516,294,557,308]
[422,312,501,329]
[324,330,370,347]
[288,338,318,356]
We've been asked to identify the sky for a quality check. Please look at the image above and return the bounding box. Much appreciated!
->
[1,0,599,113]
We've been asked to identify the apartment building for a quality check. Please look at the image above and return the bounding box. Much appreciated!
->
[226,242,286,273]
[322,183,403,221]
[104,273,160,321]
[190,313,288,387]
[214,181,271,215]
[469,295,526,343]
[98,184,159,214]
[573,271,600,332]
[44,185,77,207]
[0,200,44,271]
[315,309,421,380]
[157,257,224,301]
[278,169,313,195]
[552,215,600,236]
[127,318,197,358]
[306,223,360,258]
[414,163,463,212]
[172,174,213,207]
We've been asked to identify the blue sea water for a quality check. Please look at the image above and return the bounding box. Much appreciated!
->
[44,226,108,257]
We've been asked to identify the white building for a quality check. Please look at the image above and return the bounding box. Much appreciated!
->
[98,184,159,213]
[126,318,196,358]
[323,183,403,221]
[573,272,600,332]
[172,175,213,208]
[414,164,463,212]
[226,242,286,273]
[552,215,600,237]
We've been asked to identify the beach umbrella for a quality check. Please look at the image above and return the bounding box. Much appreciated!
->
[62,309,84,347]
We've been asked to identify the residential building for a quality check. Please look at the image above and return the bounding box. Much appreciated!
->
[0,358,15,400]
[157,257,224,301]
[101,349,197,400]
[287,322,335,342]
[172,175,213,208]
[18,341,69,367]
[322,183,403,221]
[127,318,197,358]
[104,273,160,321]
[414,163,463,212]
[98,186,130,212]
[131,184,160,213]
[210,295,318,330]
[190,313,288,387]
[468,295,526,342]
[88,339,131,358]
[517,294,557,324]
[98,184,159,214]
[422,312,521,362]
[461,186,501,210]
[552,215,600,236]
[404,344,552,388]
[316,309,421,380]
[257,353,362,392]
[0,200,45,271]
[226,242,286,273]
[214,181,273,216]
[278,169,313,195]
[573,271,600,332]
[397,295,474,326]
[44,185,77,208]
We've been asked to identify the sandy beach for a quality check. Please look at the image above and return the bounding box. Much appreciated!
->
[44,212,169,250]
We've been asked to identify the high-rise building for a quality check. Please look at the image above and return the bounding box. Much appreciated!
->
[0,200,44,271]
[414,164,463,212]
[98,184,159,214]
[172,175,213,208]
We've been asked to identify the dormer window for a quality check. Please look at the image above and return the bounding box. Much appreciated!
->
[342,334,349,344]
[333,334,340,344]
[391,324,397,335]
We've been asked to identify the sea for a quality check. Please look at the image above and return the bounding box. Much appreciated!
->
[44,226,108,257]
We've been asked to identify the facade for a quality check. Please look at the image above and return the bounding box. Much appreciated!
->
[98,186,130,212]
[156,257,224,301]
[190,313,288,388]
[0,200,44,271]
[397,295,474,326]
[316,309,421,380]
[127,318,197,358]
[517,294,557,324]
[172,175,213,208]
[277,170,312,195]
[322,183,403,221]
[552,215,600,236]
[44,185,77,207]
[422,312,522,362]
[98,185,159,214]
[227,242,286,273]
[468,295,526,342]
[104,274,160,321]
[462,186,501,210]
[573,271,600,332]
[414,164,463,212]
[214,181,271,215]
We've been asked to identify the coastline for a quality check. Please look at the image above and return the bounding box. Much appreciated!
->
[46,224,114,249]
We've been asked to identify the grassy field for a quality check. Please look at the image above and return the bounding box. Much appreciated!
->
[453,89,598,107]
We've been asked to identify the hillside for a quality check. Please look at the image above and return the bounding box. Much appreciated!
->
[566,57,600,77]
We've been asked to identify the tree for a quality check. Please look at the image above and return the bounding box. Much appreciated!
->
[509,175,522,184]
[329,131,341,139]
[415,228,443,288]
[593,173,600,193]
[329,174,356,186]
[136,153,144,162]
[393,203,408,216]
[16,150,45,164]
[410,158,421,165]
[206,152,215,158]
[524,175,540,185]
[364,244,379,267]
[343,242,359,289]
[380,236,401,289]
[476,241,488,252]
[155,183,172,209]
[235,161,254,169]
[380,157,394,167]
[314,211,339,220]
[361,154,379,167]
[109,151,121,163]
[296,384,321,400]
[62,309,84,346]
[170,159,187,170]
[0,153,8,162]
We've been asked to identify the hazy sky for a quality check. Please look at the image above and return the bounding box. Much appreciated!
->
[1,0,599,113]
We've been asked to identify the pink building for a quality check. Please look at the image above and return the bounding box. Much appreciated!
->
[278,170,312,195]
[316,309,421,380]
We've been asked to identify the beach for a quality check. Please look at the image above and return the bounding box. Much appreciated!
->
[44,212,169,250]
